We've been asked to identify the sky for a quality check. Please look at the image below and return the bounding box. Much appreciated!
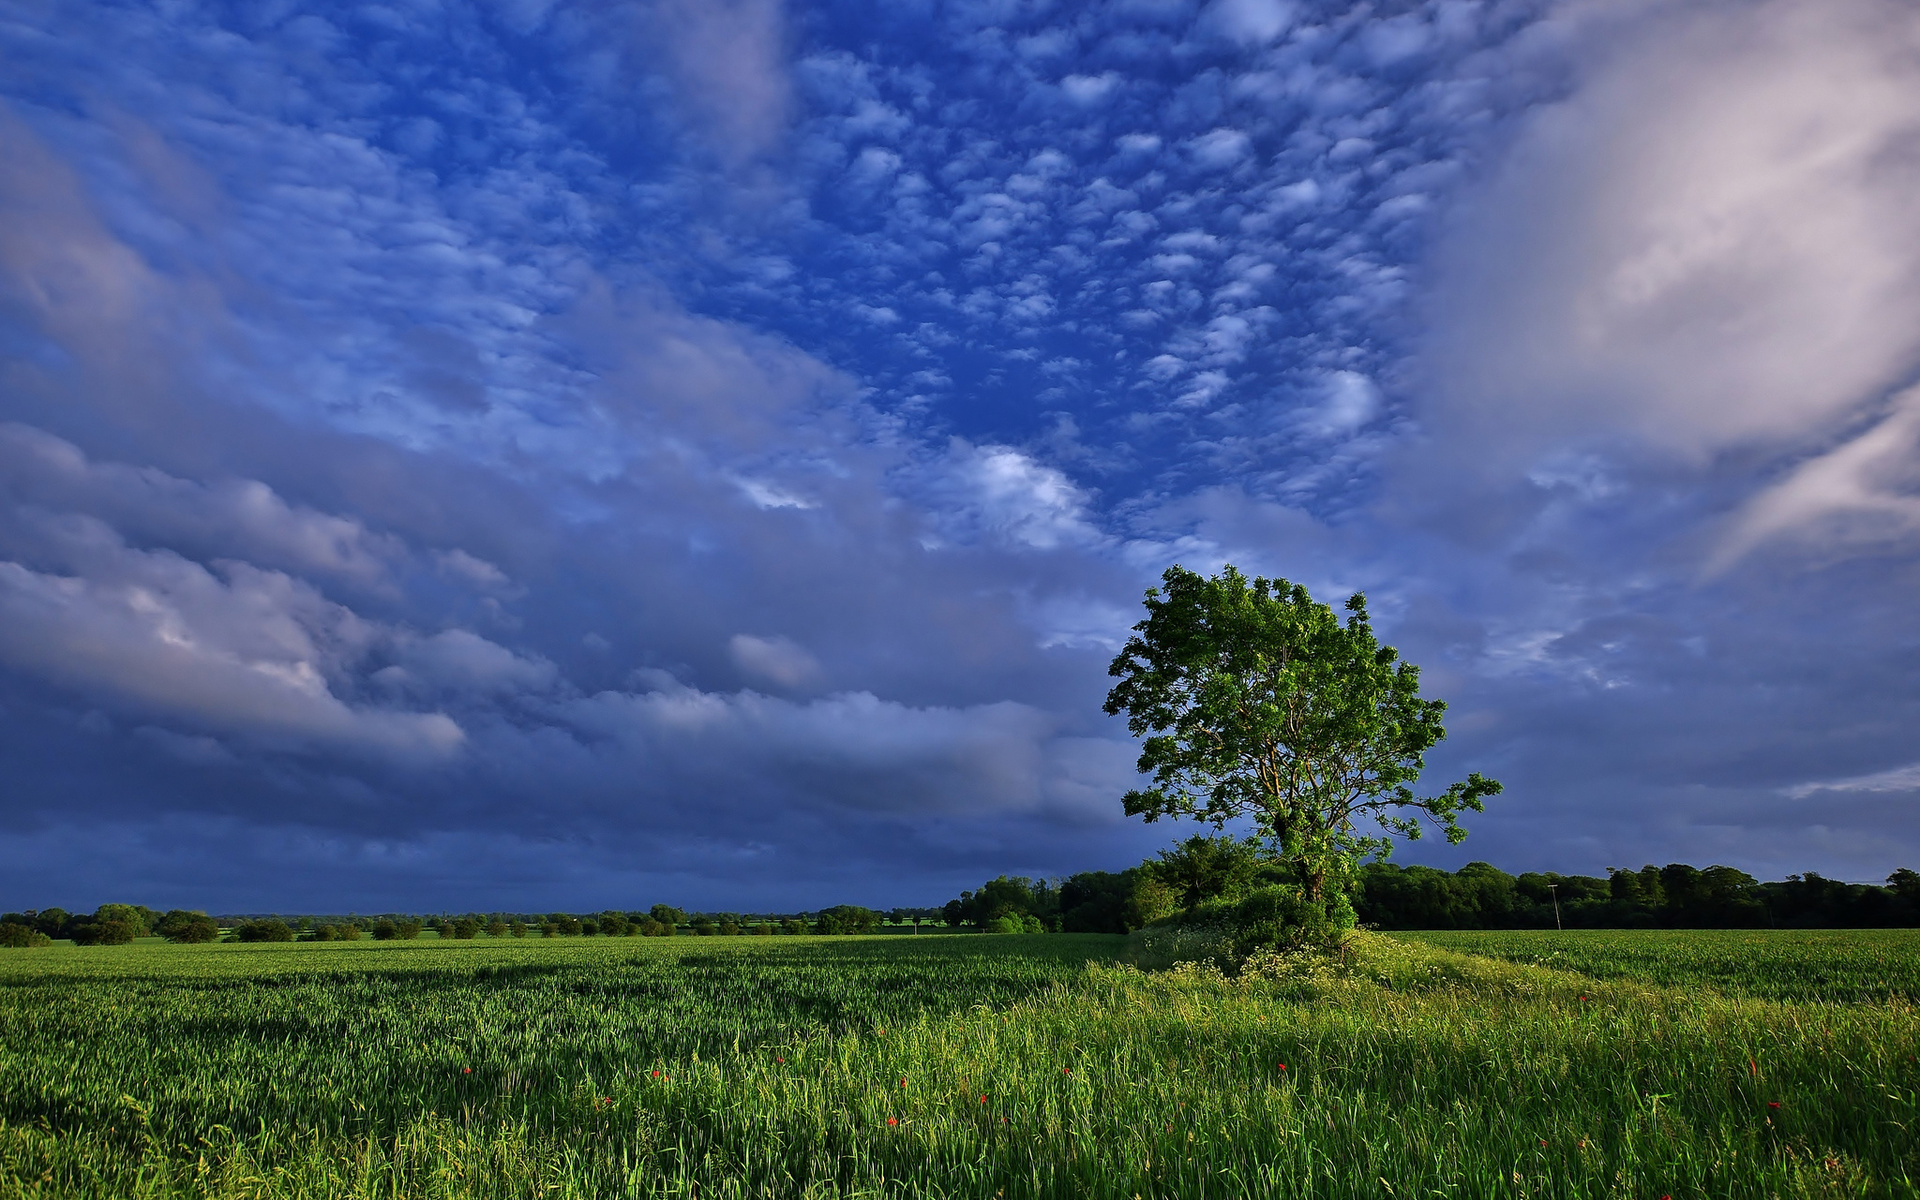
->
[2,0,1919,913]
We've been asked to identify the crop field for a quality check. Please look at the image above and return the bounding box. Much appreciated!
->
[2,932,1918,1199]
[1398,928,1920,1003]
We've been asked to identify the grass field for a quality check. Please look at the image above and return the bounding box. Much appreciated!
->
[1398,929,1920,1004]
[2,931,1917,1198]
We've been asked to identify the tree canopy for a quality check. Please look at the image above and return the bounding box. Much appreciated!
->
[1105,564,1502,899]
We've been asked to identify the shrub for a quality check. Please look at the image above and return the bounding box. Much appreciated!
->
[71,919,136,946]
[984,915,1023,935]
[487,920,509,937]
[448,917,482,940]
[782,919,808,936]
[156,910,219,943]
[0,922,51,948]
[1127,885,1354,972]
[233,920,295,943]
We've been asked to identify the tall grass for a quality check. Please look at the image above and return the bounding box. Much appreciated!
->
[1399,928,1920,1003]
[2,932,1916,1197]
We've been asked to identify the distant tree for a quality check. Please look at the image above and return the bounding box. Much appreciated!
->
[448,917,482,940]
[650,905,688,929]
[71,918,136,946]
[782,918,808,936]
[157,910,220,944]
[31,908,70,938]
[0,922,52,948]
[580,920,601,937]
[510,920,528,938]
[1104,565,1501,901]
[233,919,294,943]
[93,904,155,937]
[813,905,881,935]
[372,919,401,940]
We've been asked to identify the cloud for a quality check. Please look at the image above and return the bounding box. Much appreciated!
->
[922,441,1102,550]
[0,423,405,591]
[729,633,822,688]
[1421,0,1920,482]
[645,0,794,163]
[1711,386,1920,570]
[0,526,463,760]
[1785,761,1920,800]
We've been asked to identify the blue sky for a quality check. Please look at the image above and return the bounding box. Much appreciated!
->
[3,0,1919,912]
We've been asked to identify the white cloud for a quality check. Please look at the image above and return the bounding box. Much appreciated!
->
[0,527,462,760]
[1186,128,1252,170]
[1785,761,1920,800]
[1424,0,1920,477]
[647,0,793,162]
[729,633,822,688]
[925,441,1102,551]
[1711,385,1920,569]
[1202,0,1295,46]
[0,423,404,589]
[1061,73,1122,105]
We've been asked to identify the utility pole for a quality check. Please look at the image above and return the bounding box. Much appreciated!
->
[1547,883,1562,931]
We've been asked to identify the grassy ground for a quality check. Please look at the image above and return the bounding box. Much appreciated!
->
[1396,928,1920,1003]
[1,931,1916,1198]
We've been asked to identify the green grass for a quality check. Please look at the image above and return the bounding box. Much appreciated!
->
[1,932,1917,1197]
[1397,928,1920,1003]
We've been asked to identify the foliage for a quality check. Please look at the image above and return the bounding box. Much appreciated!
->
[0,923,51,949]
[155,910,220,944]
[1357,861,1920,930]
[1,933,1917,1197]
[814,905,881,935]
[233,919,296,943]
[1105,565,1501,898]
[68,919,135,946]
[1129,884,1355,971]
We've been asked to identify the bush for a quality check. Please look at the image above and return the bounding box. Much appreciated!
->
[448,917,482,940]
[487,920,509,937]
[1127,885,1354,972]
[70,919,136,946]
[0,922,52,948]
[156,910,220,943]
[233,919,295,943]
[782,919,808,936]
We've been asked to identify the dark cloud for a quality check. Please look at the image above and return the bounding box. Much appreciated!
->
[2,0,1918,911]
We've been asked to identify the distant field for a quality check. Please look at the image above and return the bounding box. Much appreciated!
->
[2,931,1917,1198]
[1396,927,1920,1003]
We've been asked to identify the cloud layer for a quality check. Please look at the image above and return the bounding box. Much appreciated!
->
[2,0,1918,910]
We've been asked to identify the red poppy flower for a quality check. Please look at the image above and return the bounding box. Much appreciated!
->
[1277,1063,1287,1070]
[900,1078,908,1088]
[652,1070,661,1078]
[1768,1101,1782,1109]
[979,1095,987,1104]
[887,1117,898,1126]
[1539,1140,1547,1147]
[462,1067,471,1074]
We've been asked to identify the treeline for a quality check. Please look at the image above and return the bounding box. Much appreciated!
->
[939,839,1920,933]
[1355,862,1920,930]
[0,903,933,947]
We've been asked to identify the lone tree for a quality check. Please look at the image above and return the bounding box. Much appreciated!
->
[1105,565,1501,901]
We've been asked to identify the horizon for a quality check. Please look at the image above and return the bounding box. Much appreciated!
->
[4,0,1919,913]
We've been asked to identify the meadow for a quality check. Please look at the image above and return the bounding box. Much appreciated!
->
[2,930,1917,1198]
